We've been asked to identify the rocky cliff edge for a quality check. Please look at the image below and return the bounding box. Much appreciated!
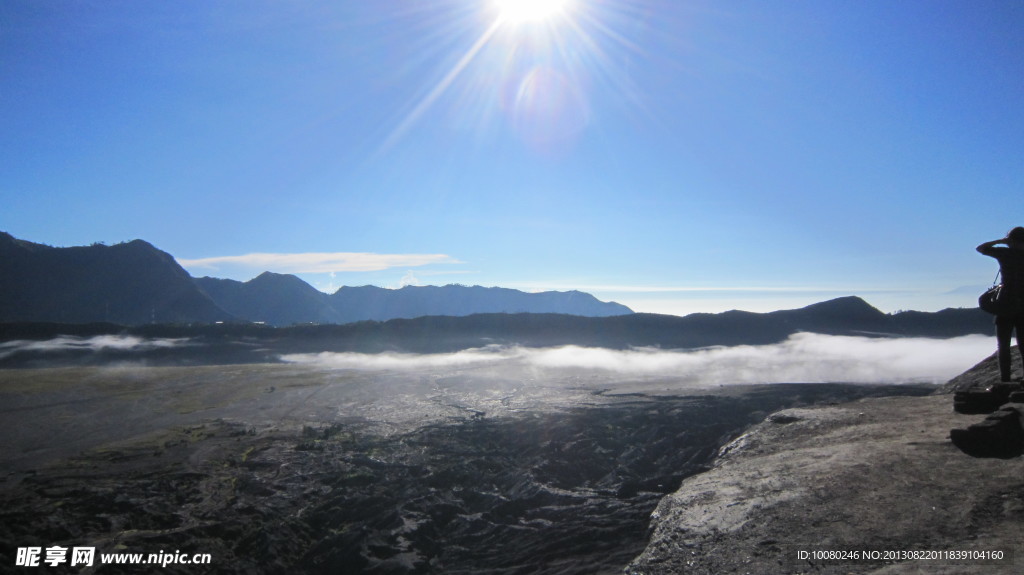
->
[628,350,1024,574]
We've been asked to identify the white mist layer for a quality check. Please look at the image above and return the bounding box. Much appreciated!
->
[281,333,997,386]
[0,335,191,359]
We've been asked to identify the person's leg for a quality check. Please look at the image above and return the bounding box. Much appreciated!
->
[1014,316,1024,382]
[996,316,1013,382]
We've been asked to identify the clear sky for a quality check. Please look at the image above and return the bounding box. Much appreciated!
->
[3,0,1022,316]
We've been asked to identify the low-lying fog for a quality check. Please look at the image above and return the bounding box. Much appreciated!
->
[0,334,190,358]
[280,333,995,387]
[2,332,995,389]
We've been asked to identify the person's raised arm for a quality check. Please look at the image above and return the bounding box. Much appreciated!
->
[977,238,1008,255]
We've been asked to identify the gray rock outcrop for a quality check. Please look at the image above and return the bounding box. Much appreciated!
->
[627,390,1024,574]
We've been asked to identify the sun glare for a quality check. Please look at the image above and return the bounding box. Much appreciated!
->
[382,0,633,156]
[494,0,572,24]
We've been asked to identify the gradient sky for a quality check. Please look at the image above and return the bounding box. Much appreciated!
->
[3,0,1022,316]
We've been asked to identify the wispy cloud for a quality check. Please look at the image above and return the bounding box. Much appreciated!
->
[178,252,462,274]
[398,270,421,287]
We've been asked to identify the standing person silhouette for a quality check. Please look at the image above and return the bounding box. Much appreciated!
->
[977,227,1024,383]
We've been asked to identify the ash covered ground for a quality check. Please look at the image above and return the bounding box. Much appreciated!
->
[0,350,937,574]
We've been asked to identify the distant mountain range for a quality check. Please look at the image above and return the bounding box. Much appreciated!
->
[0,295,997,368]
[194,273,633,325]
[0,232,631,325]
[258,296,994,353]
[0,232,997,355]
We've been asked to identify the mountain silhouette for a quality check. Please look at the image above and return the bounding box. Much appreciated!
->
[327,284,634,324]
[195,272,342,326]
[0,232,230,325]
[194,276,633,326]
[0,232,631,326]
[318,297,987,352]
[0,233,995,344]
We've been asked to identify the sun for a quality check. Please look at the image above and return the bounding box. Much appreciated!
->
[494,0,572,24]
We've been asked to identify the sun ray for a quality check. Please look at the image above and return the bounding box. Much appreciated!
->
[376,0,655,155]
[494,0,572,25]
[377,17,503,155]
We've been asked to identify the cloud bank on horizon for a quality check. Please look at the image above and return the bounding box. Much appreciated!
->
[0,332,995,387]
[281,333,996,387]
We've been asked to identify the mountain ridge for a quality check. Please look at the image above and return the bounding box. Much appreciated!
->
[0,232,631,325]
[0,233,231,325]
[324,283,633,324]
[195,272,343,326]
[0,233,994,343]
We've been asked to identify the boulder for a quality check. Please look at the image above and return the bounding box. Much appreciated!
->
[951,403,1024,459]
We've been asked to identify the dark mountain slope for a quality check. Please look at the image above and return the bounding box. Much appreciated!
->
[0,233,230,325]
[195,272,342,326]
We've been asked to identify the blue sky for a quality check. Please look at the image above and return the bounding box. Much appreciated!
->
[3,0,1022,315]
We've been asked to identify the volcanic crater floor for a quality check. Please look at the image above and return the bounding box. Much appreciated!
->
[0,364,935,574]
